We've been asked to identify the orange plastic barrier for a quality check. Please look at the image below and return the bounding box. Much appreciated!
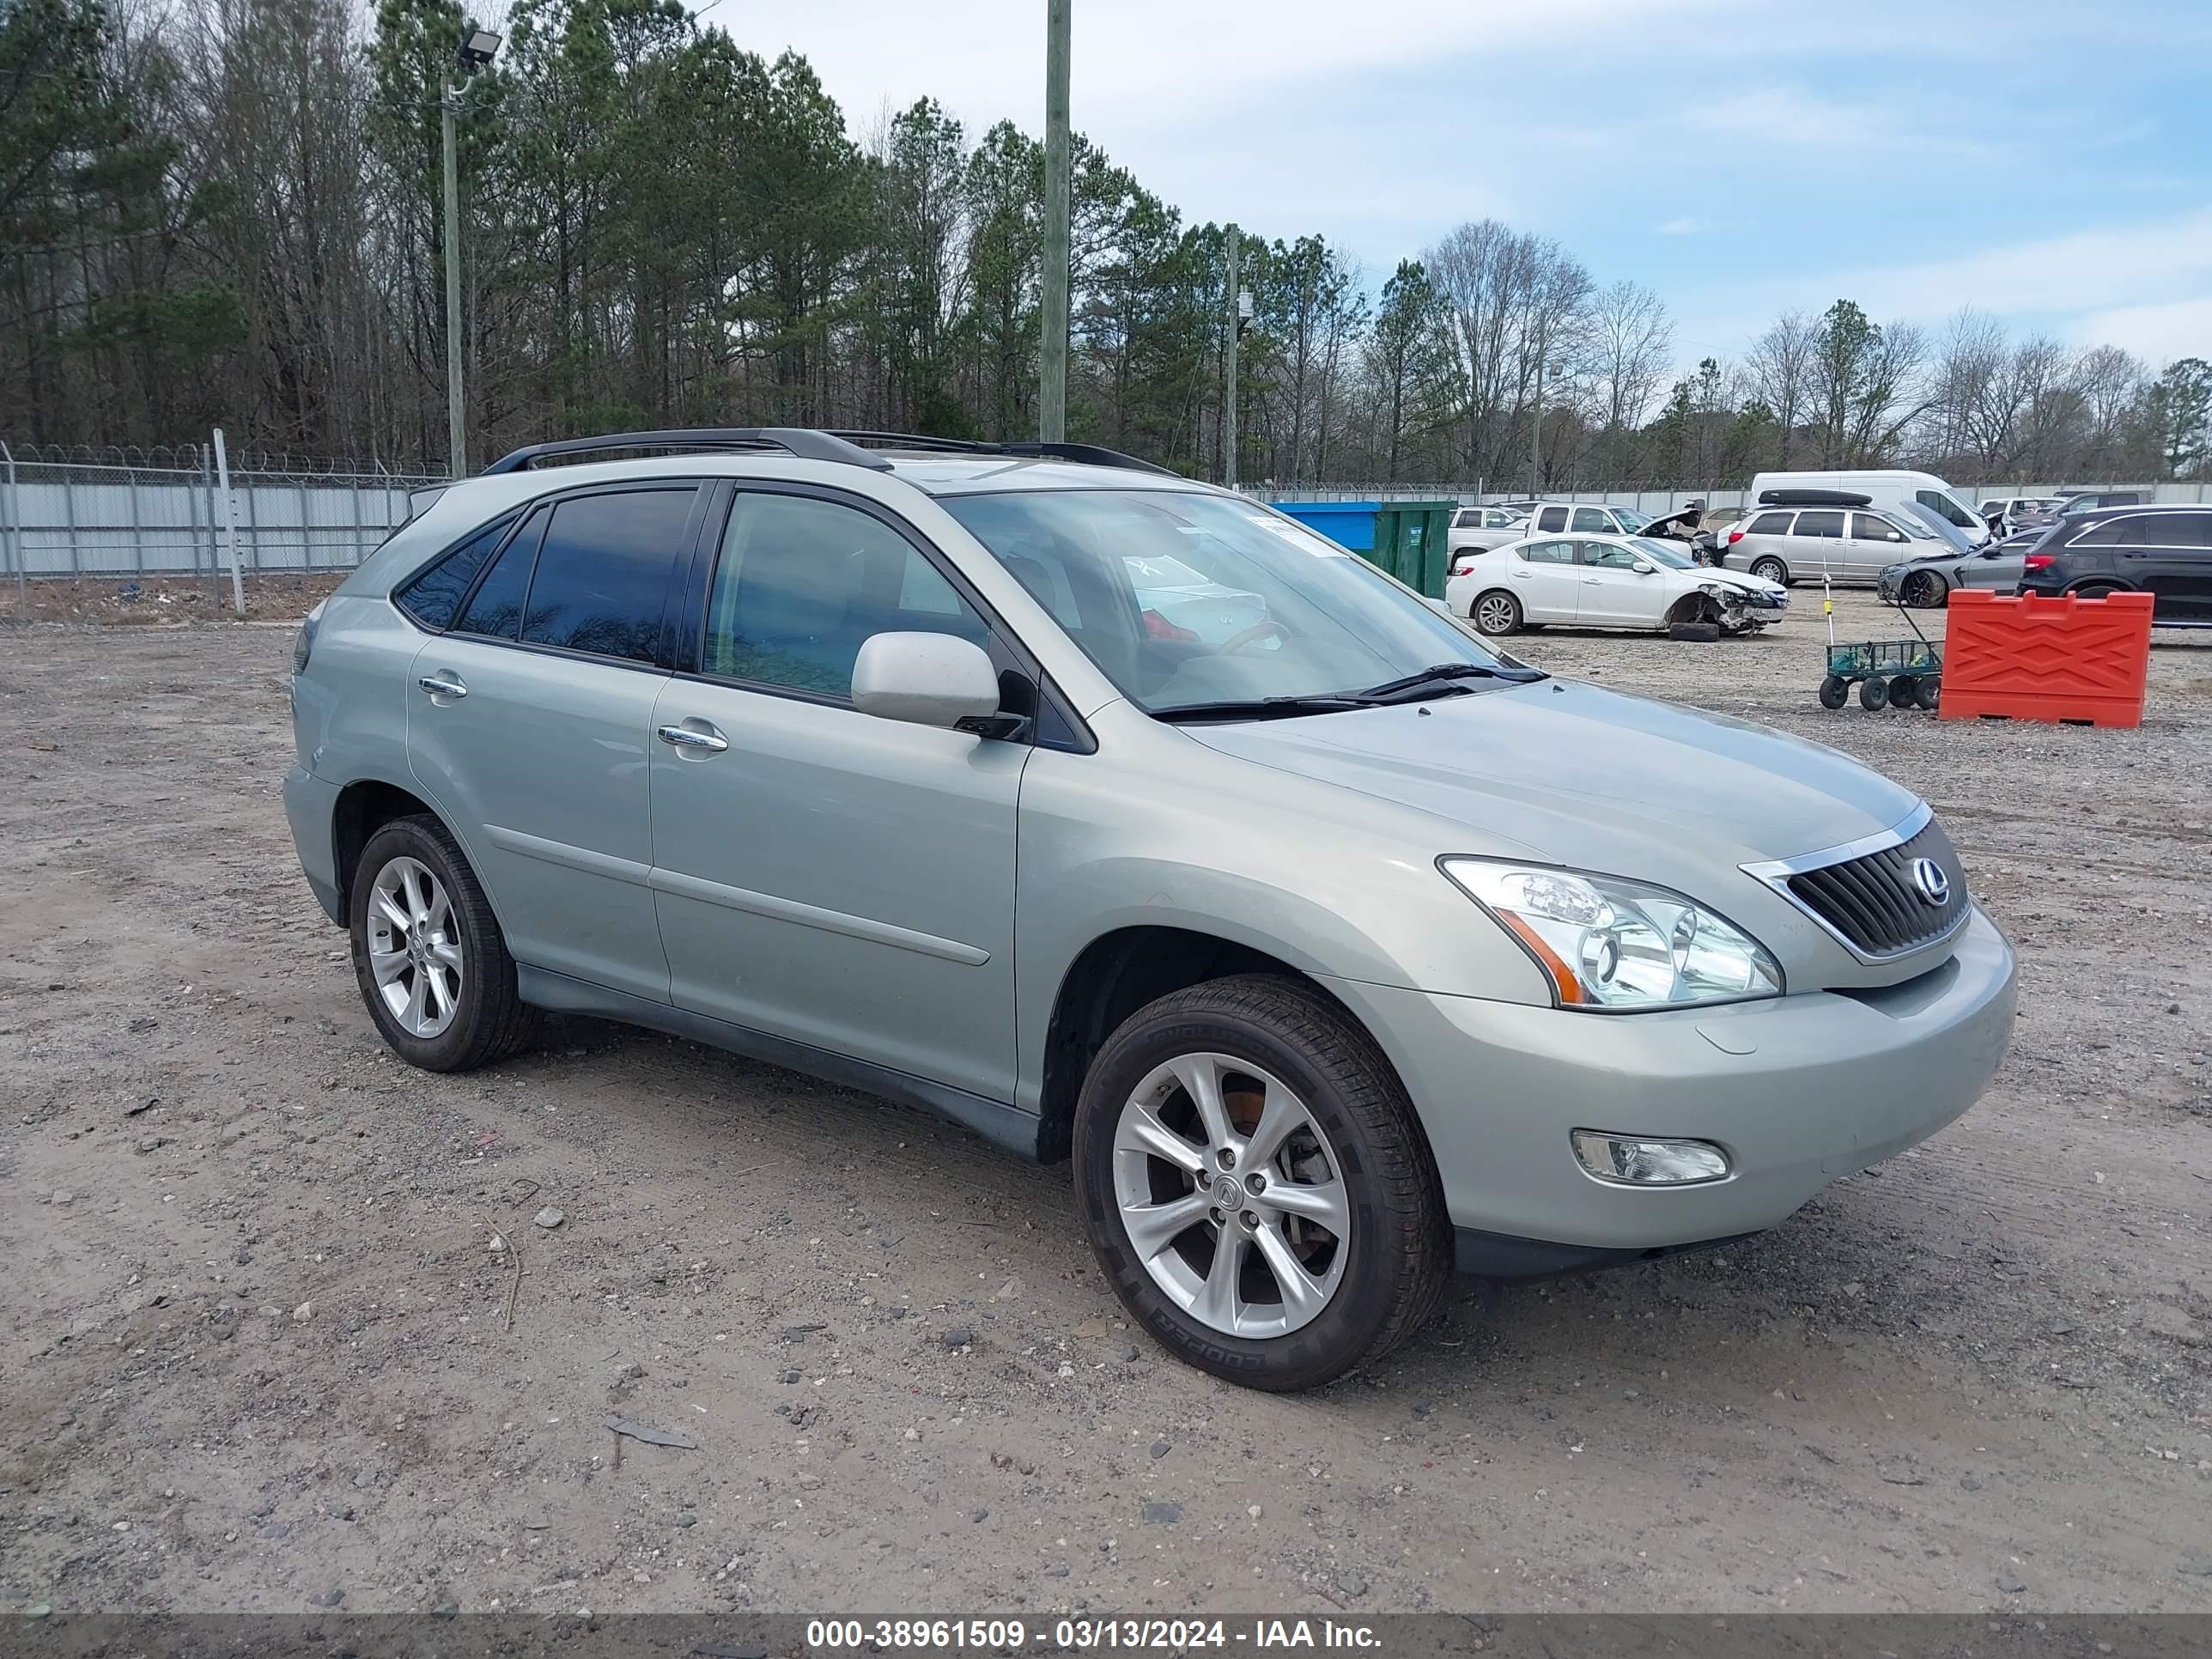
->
[1939,589,2154,728]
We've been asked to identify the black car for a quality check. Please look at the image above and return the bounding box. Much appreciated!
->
[2016,504,2212,624]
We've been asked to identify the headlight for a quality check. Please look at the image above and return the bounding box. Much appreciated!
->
[1441,859,1784,1011]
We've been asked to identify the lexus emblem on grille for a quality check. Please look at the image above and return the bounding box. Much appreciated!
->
[1910,857,1951,907]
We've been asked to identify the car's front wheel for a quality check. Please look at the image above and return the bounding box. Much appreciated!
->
[1073,975,1450,1391]
[1901,569,1947,609]
[349,815,539,1072]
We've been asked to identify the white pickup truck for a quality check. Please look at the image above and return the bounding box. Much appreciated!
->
[1445,505,1529,559]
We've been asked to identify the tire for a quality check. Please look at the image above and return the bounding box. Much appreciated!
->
[1072,975,1450,1393]
[2071,583,2124,603]
[1749,556,1790,586]
[1916,678,1942,712]
[1667,621,1722,641]
[1470,590,1522,636]
[1818,675,1850,709]
[1888,674,1919,709]
[1859,676,1889,712]
[349,814,539,1073]
[1901,570,1947,610]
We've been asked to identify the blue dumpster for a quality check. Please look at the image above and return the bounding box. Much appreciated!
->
[1271,501,1379,553]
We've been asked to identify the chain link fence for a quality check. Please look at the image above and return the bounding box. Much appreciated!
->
[0,441,445,592]
[5,443,2206,590]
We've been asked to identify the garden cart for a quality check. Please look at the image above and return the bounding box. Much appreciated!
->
[1815,577,1942,711]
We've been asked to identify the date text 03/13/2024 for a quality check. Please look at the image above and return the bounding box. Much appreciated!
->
[805,1620,1384,1650]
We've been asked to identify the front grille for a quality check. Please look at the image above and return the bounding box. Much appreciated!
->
[1782,819,1966,958]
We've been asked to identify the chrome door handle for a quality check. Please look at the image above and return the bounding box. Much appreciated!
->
[417,674,467,699]
[657,725,728,754]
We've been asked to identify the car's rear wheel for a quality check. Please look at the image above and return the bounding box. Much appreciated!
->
[1901,569,1947,609]
[349,815,539,1072]
[1471,591,1522,635]
[1750,556,1790,586]
[1073,975,1449,1392]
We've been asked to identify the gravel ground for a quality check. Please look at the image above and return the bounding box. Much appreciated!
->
[2,592,2209,1619]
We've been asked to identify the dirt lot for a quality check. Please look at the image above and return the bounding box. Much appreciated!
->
[2,592,2209,1619]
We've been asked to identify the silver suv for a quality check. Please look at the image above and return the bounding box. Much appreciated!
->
[284,428,2017,1390]
[1717,503,1943,586]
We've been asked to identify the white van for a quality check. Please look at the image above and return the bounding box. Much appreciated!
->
[1749,471,1989,547]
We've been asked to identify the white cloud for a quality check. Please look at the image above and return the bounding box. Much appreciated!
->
[1657,216,1710,236]
[2070,297,2212,369]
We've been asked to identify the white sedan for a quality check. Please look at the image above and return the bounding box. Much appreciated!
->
[1445,533,1789,639]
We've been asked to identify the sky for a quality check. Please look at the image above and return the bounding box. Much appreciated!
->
[723,0,2212,377]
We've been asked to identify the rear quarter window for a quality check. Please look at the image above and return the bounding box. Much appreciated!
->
[1747,512,1795,535]
[395,514,518,630]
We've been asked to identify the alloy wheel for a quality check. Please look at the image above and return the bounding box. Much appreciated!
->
[1110,1053,1350,1339]
[1474,594,1517,634]
[365,855,463,1039]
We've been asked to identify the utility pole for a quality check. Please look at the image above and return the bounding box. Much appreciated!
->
[441,29,501,479]
[441,83,465,479]
[1224,225,1240,489]
[1038,0,1072,443]
[1529,327,1546,498]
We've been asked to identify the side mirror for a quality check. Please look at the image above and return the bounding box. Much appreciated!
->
[1630,559,1656,574]
[852,633,1008,734]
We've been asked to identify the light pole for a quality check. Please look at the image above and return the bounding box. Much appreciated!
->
[1039,0,1072,443]
[442,27,501,479]
[1224,225,1242,489]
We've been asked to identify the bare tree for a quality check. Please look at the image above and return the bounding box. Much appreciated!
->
[1586,279,1671,483]
[1743,310,1815,468]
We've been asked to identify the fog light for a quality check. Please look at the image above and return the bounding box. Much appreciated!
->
[1571,1130,1730,1187]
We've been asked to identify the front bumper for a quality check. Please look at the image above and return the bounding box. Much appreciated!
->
[283,764,345,926]
[1327,904,2016,1259]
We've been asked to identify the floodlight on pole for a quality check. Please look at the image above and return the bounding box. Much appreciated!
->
[441,27,501,478]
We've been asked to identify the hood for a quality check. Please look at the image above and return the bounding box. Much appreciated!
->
[1698,567,1784,599]
[1183,679,1917,882]
[1644,506,1700,535]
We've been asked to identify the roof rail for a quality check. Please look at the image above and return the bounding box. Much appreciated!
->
[480,428,894,477]
[825,430,1180,478]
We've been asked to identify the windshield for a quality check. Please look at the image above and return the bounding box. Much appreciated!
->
[1613,507,1652,531]
[1627,538,1697,568]
[939,489,1521,715]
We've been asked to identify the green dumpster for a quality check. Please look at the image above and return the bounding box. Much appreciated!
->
[1370,501,1455,598]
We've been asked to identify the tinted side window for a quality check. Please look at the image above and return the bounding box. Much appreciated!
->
[1536,507,1568,532]
[520,489,696,663]
[1518,539,1573,564]
[1453,509,1481,528]
[1747,512,1795,535]
[1851,514,1906,544]
[704,491,989,698]
[1571,506,1612,533]
[1795,511,1844,538]
[2163,514,2212,549]
[1579,540,1639,569]
[454,508,546,640]
[397,513,516,630]
[2069,516,2141,547]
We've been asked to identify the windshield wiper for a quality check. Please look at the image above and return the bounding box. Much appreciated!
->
[1152,695,1372,724]
[1356,661,1545,700]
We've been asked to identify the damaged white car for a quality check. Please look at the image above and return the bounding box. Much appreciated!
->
[1446,532,1789,641]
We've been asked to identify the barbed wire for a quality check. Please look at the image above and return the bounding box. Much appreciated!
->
[0,441,447,483]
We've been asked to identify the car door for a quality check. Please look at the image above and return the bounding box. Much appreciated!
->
[1847,512,1913,580]
[1505,538,1582,620]
[1787,508,1848,580]
[645,483,1025,1102]
[1573,539,1661,626]
[406,483,706,1005]
[2121,512,2212,620]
